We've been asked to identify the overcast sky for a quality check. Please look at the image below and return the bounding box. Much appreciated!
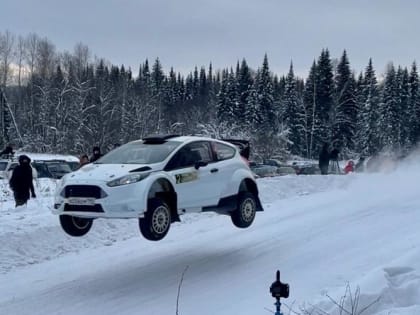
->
[1,0,419,78]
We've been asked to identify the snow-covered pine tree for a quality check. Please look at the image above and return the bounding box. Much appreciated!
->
[358,59,380,155]
[332,50,357,154]
[396,67,410,151]
[255,54,275,133]
[315,49,334,147]
[408,62,420,147]
[303,60,318,158]
[216,68,237,125]
[378,63,400,151]
[236,59,253,127]
[283,62,305,155]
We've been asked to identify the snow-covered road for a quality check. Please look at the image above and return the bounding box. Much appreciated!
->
[1,168,420,315]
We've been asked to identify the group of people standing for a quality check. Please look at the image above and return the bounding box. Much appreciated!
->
[78,146,103,168]
[318,143,365,175]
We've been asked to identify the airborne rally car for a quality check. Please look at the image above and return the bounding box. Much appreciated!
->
[52,135,263,241]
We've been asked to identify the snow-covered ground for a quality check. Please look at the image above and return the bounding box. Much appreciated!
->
[1,160,420,315]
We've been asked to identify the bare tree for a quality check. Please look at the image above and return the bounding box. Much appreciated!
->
[15,35,26,88]
[24,33,39,77]
[36,37,57,79]
[73,42,90,80]
[0,30,15,87]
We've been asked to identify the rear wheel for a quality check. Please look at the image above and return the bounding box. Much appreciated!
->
[139,198,171,241]
[59,215,93,237]
[231,192,257,228]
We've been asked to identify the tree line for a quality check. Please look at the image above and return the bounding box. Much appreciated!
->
[1,30,419,160]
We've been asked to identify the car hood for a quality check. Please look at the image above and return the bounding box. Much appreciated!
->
[67,163,159,182]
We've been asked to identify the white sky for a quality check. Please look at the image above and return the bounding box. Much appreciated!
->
[2,159,420,314]
[1,0,419,77]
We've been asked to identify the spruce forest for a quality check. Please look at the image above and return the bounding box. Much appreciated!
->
[1,31,420,161]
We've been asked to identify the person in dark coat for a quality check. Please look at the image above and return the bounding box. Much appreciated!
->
[9,155,36,207]
[90,146,102,162]
[318,143,330,175]
[0,143,14,158]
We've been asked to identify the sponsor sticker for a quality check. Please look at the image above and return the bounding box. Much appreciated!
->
[175,171,198,184]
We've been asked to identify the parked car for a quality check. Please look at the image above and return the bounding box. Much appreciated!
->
[276,166,297,175]
[250,164,279,177]
[0,158,38,180]
[1,152,79,181]
[15,152,80,172]
[0,159,9,179]
[263,158,283,167]
[291,161,321,175]
[52,135,263,241]
[32,160,73,179]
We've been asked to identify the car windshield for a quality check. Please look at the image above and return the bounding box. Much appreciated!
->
[96,140,181,164]
[0,161,7,171]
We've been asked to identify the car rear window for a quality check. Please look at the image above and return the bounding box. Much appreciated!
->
[213,142,236,161]
[97,140,182,164]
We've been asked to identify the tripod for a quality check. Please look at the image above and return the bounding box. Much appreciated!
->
[330,159,341,174]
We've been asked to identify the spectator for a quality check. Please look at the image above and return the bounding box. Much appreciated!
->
[344,160,355,174]
[318,143,330,175]
[9,155,36,207]
[0,143,14,158]
[78,154,90,168]
[90,146,102,162]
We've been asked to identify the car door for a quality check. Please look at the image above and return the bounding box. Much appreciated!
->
[210,141,239,198]
[165,141,219,211]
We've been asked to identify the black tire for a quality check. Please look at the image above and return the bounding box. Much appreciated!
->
[139,198,171,241]
[231,192,257,228]
[59,215,93,237]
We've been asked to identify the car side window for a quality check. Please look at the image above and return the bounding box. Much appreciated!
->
[165,141,213,170]
[212,142,236,161]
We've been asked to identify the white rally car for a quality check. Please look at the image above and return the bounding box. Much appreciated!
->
[53,135,263,241]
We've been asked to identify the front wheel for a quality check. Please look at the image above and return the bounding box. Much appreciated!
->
[59,215,93,237]
[231,192,257,228]
[139,198,171,241]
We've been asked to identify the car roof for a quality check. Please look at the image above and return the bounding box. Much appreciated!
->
[14,152,79,162]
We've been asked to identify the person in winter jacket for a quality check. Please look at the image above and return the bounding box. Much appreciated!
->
[318,143,330,175]
[0,143,14,158]
[9,155,36,207]
[78,154,90,169]
[90,146,102,163]
[344,160,355,174]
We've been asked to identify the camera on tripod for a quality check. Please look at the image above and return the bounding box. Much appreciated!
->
[270,270,289,299]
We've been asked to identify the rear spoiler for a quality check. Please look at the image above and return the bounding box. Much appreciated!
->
[222,139,250,160]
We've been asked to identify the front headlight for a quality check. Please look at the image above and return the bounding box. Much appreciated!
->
[106,173,150,187]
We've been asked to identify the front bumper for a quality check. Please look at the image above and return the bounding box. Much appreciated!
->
[52,179,146,219]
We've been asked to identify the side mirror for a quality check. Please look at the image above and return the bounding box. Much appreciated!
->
[194,161,208,169]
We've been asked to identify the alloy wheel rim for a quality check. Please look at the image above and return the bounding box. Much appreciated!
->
[152,206,170,234]
[241,198,256,222]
